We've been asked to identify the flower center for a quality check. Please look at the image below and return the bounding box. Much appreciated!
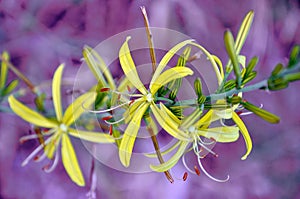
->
[146,93,153,102]
[59,124,68,132]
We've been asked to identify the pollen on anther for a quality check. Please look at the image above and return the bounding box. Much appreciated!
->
[42,164,50,171]
[194,165,201,176]
[100,88,110,92]
[129,99,135,106]
[127,85,131,92]
[34,156,40,161]
[109,125,113,135]
[183,172,188,181]
[102,115,113,121]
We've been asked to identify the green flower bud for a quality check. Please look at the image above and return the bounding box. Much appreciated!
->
[242,101,280,123]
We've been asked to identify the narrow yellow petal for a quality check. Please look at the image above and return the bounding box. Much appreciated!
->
[150,67,193,94]
[63,92,96,126]
[119,103,149,167]
[196,126,239,143]
[144,114,158,136]
[150,141,189,172]
[119,36,147,95]
[190,42,223,85]
[194,109,217,129]
[8,95,58,128]
[61,134,85,186]
[232,112,252,160]
[83,46,116,89]
[150,103,190,140]
[145,140,181,158]
[68,128,115,143]
[52,64,64,121]
[151,39,194,84]
[123,98,145,124]
[212,55,224,79]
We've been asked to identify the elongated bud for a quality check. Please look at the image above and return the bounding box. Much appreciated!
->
[224,30,241,87]
[34,93,46,112]
[271,63,284,76]
[194,78,203,97]
[288,45,300,68]
[0,51,10,88]
[245,56,258,76]
[2,79,19,96]
[268,77,289,91]
[228,95,242,105]
[242,71,257,85]
[284,72,300,82]
[241,101,280,123]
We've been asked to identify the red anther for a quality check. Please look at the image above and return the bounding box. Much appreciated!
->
[242,99,247,103]
[109,125,113,135]
[236,111,243,115]
[19,139,26,144]
[183,172,188,181]
[210,137,216,142]
[129,99,135,106]
[117,94,121,100]
[194,166,201,176]
[34,156,39,161]
[100,88,110,92]
[102,115,113,121]
[214,153,219,158]
[127,85,131,92]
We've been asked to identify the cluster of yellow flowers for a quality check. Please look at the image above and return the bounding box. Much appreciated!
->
[8,10,295,186]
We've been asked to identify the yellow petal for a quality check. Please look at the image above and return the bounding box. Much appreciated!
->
[190,42,223,85]
[150,67,193,94]
[63,92,96,126]
[83,46,116,89]
[150,103,190,140]
[68,128,115,143]
[212,55,224,79]
[52,64,64,121]
[150,141,189,172]
[145,140,181,158]
[194,109,217,129]
[151,39,194,84]
[8,95,57,128]
[196,126,239,143]
[44,131,61,159]
[119,36,147,95]
[119,103,149,167]
[144,114,158,136]
[61,133,85,186]
[123,98,145,124]
[232,112,252,160]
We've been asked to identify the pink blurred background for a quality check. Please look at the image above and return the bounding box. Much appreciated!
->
[0,0,300,198]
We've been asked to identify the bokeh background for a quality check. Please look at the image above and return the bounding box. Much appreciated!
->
[0,0,300,199]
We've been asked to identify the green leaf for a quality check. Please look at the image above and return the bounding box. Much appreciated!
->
[271,63,284,76]
[2,79,18,96]
[245,56,258,77]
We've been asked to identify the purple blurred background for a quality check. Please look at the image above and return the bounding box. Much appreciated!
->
[1,0,300,198]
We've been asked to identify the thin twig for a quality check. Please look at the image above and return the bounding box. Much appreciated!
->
[141,6,157,73]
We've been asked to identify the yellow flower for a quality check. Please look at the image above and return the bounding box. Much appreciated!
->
[8,64,114,186]
[147,103,239,182]
[118,37,194,167]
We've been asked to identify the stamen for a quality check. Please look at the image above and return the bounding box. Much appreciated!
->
[129,99,135,106]
[21,137,52,167]
[82,101,129,114]
[194,165,201,176]
[43,149,59,173]
[34,152,47,162]
[109,125,113,135]
[197,155,229,182]
[102,115,113,121]
[196,139,217,157]
[183,172,188,181]
[182,154,196,175]
[104,117,125,125]
[19,134,40,144]
[127,85,131,92]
